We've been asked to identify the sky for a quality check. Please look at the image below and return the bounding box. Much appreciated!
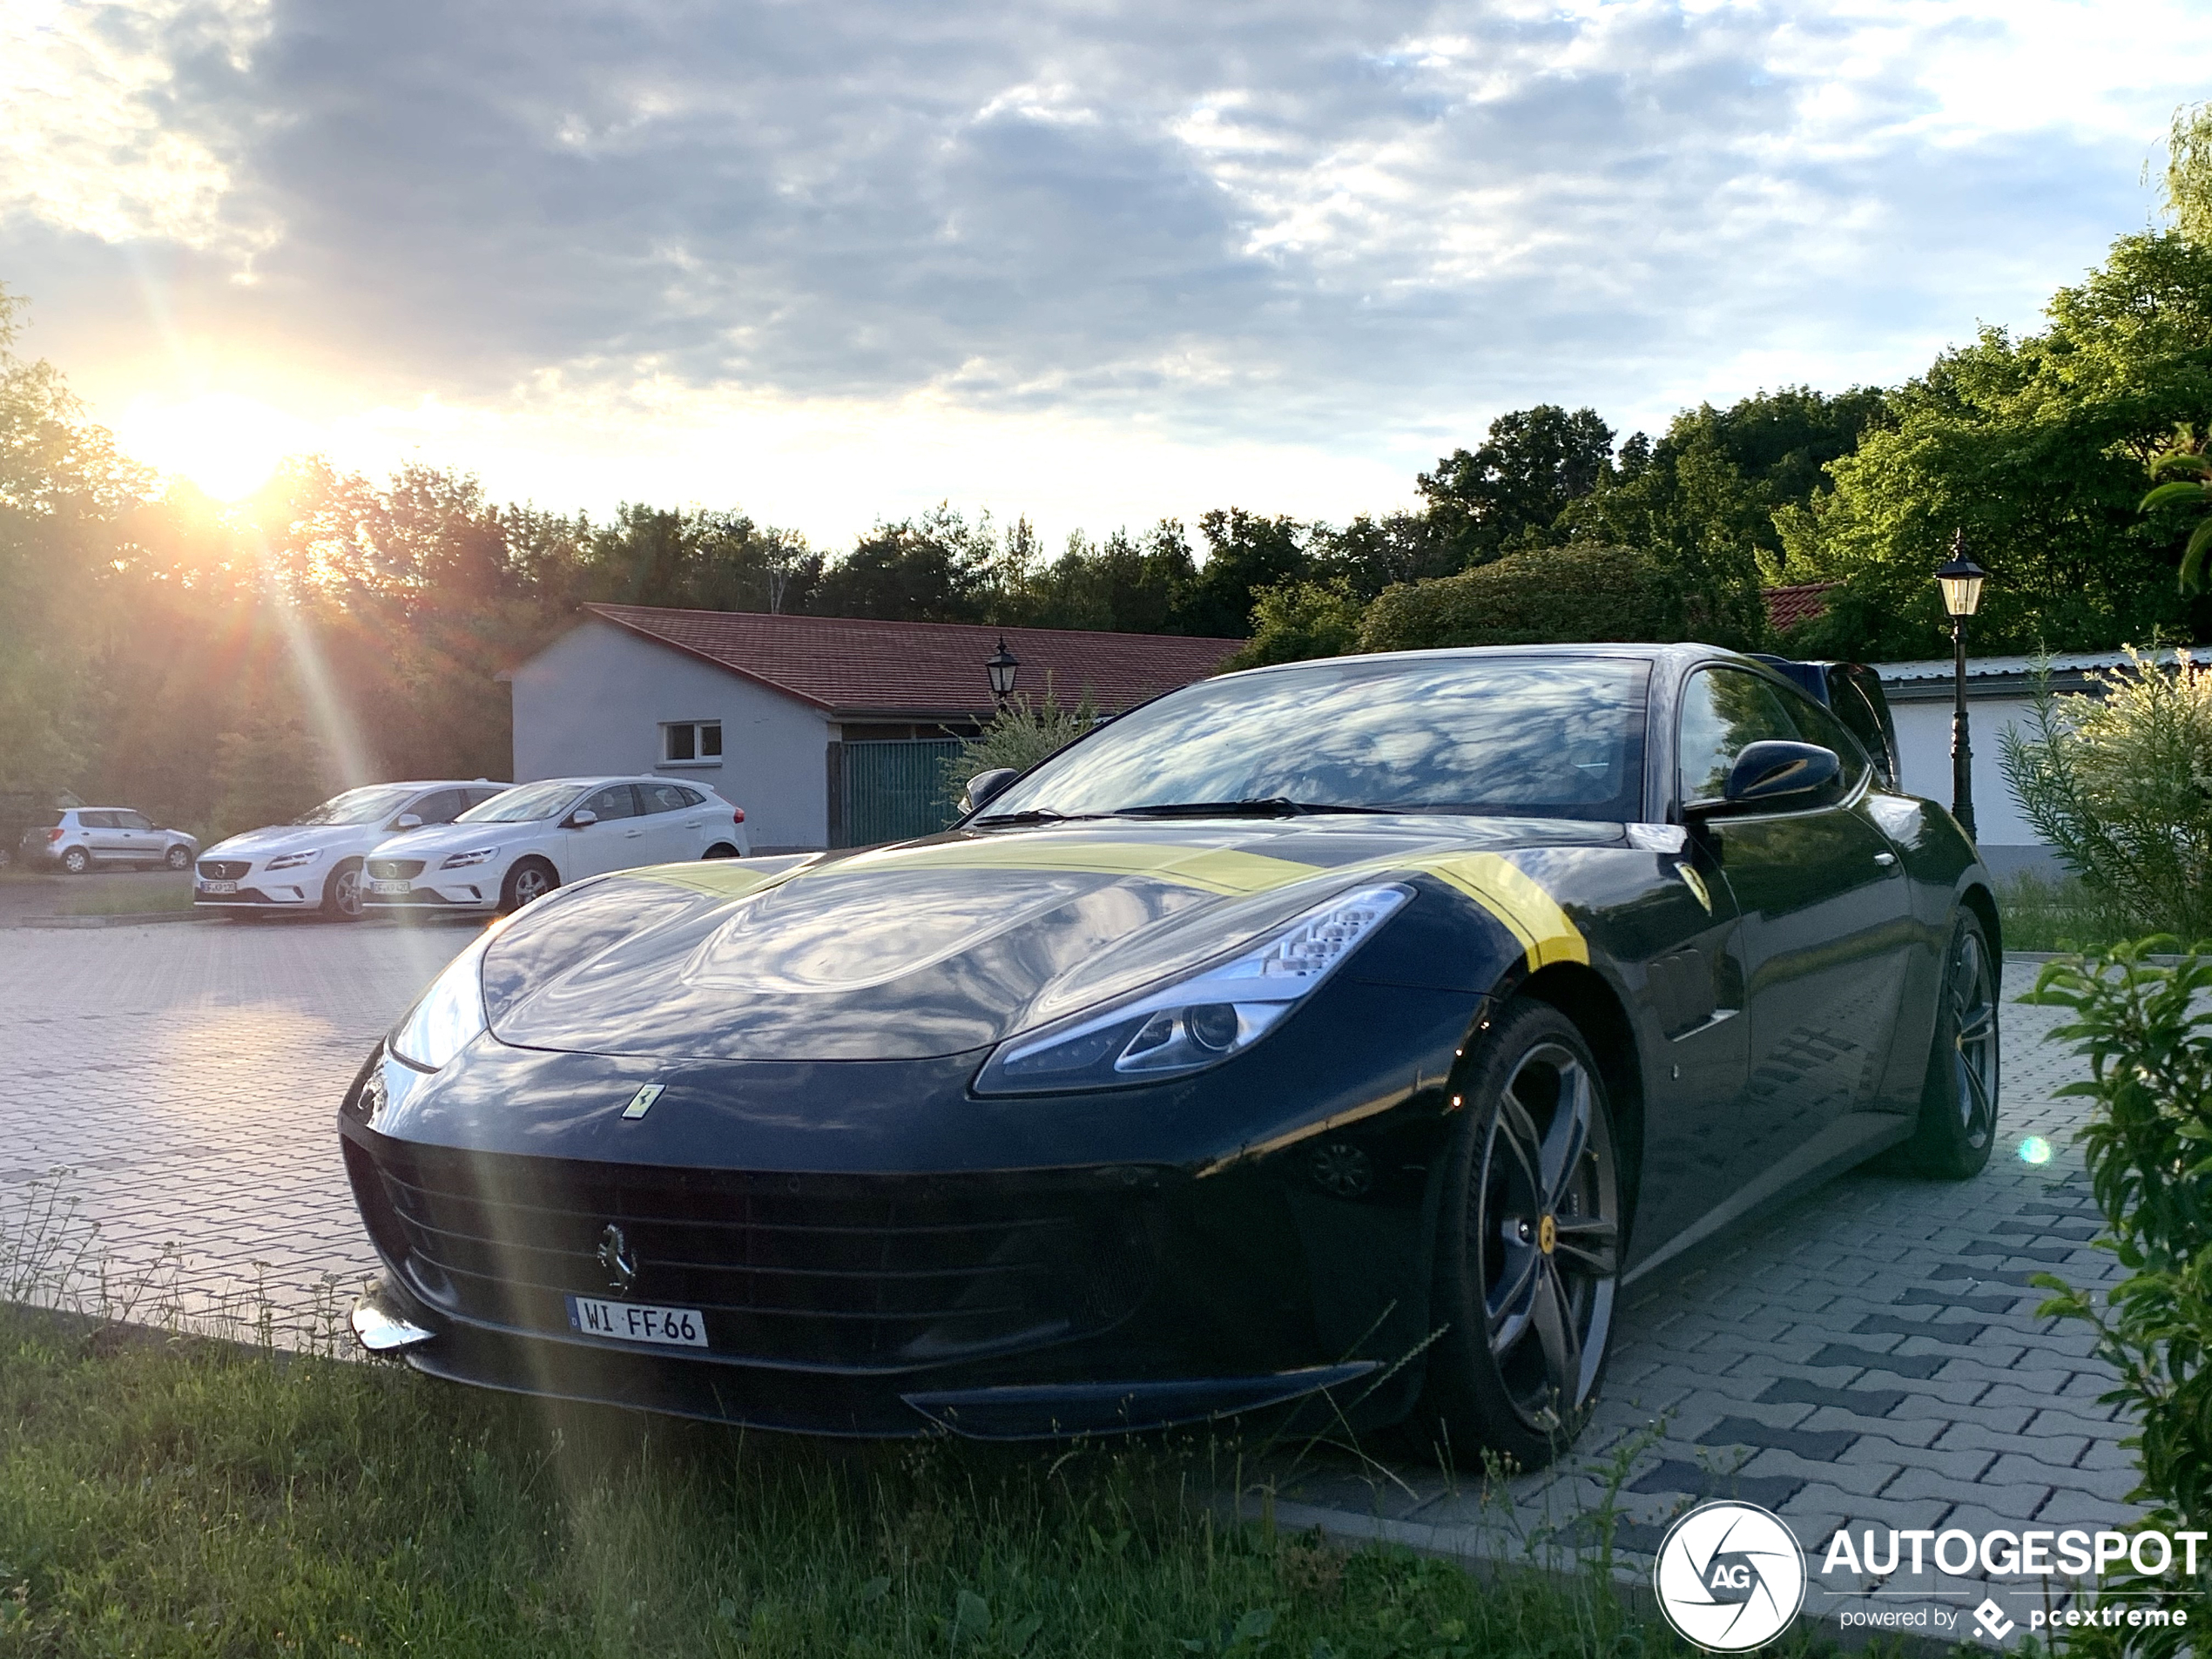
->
[6,0,2212,552]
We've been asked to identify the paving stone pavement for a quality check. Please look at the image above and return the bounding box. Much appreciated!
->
[1251,961,2148,1645]
[0,925,2150,1642]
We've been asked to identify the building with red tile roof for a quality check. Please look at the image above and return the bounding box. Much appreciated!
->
[1762,581,1838,637]
[503,606,1244,850]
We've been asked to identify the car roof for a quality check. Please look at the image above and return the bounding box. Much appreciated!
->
[1214,641,1755,685]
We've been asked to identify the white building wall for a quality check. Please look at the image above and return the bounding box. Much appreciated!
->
[1885,691,2050,873]
[507,618,833,851]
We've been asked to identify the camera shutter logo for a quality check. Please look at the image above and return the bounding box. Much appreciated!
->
[1653,1501,1806,1651]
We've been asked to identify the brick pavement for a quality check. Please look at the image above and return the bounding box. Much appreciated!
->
[0,925,2148,1642]
[1247,961,2143,1645]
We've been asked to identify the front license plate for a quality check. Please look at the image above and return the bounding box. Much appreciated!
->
[199,880,238,894]
[565,1295,708,1348]
[370,878,411,895]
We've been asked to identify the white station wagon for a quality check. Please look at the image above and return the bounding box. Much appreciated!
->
[364,775,749,914]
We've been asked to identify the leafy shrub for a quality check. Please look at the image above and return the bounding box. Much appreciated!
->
[938,686,1097,809]
[2000,647,2212,943]
[2027,943,2212,1652]
[1228,577,1366,668]
[1356,544,1690,652]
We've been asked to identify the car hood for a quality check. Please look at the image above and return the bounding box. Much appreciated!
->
[481,815,1613,1063]
[374,821,543,860]
[203,823,376,861]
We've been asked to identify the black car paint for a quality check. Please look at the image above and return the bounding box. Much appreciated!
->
[340,644,1992,1438]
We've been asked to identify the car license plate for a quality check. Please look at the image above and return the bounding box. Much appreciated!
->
[565,1295,708,1348]
[371,878,411,895]
[199,880,239,895]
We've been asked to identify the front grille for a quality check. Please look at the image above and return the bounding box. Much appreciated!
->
[361,1143,1161,1371]
[198,860,251,880]
[368,859,426,880]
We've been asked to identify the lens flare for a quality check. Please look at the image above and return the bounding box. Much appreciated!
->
[2017,1135,2054,1165]
[116,392,304,502]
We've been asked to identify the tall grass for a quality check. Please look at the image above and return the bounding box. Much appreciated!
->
[1997,868,2192,954]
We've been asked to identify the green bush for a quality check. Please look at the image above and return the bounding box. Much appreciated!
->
[2000,648,2212,944]
[2027,943,2212,1654]
[939,687,1098,810]
[1356,545,1691,652]
[1227,577,1366,668]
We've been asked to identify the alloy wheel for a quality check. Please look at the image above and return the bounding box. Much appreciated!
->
[511,865,553,906]
[1949,928,1997,1151]
[1474,1041,1620,1433]
[333,867,362,918]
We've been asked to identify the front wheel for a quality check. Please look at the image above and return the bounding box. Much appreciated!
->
[500,858,557,914]
[1418,999,1622,1473]
[321,859,365,921]
[1885,911,1999,1179]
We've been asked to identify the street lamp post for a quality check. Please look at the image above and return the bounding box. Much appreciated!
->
[985,637,1021,708]
[1934,530,1988,840]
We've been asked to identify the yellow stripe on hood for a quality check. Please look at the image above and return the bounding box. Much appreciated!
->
[833,837,1325,896]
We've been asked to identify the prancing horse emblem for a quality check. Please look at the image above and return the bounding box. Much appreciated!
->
[596,1224,638,1297]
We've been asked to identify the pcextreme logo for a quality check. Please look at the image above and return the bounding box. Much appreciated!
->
[1653,1501,1808,1651]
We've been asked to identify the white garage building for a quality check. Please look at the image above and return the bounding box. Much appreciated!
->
[502,604,1244,852]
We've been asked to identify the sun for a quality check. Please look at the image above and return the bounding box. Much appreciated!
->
[117,392,306,502]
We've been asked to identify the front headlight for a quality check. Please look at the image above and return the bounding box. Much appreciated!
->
[266,848,321,870]
[440,847,498,869]
[973,883,1412,1096]
[389,927,498,1071]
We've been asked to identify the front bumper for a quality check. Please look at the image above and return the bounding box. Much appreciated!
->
[364,879,497,910]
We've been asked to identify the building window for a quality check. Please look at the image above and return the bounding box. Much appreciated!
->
[662,720,723,765]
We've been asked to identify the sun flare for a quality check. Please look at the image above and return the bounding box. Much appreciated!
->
[116,393,306,502]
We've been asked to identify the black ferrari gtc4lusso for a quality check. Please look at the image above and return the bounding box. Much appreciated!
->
[341,644,1998,1468]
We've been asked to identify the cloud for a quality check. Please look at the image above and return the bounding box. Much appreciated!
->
[5,0,2212,542]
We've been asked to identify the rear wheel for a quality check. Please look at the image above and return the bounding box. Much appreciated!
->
[164,844,191,870]
[501,858,556,913]
[702,843,740,860]
[61,846,90,874]
[321,859,364,921]
[1418,999,1622,1473]
[1886,911,1998,1179]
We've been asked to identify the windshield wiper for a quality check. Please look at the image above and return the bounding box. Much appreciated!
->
[972,808,1111,826]
[1109,798,1395,819]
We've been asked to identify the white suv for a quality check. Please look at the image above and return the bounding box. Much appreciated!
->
[364,776,748,914]
[195,781,512,920]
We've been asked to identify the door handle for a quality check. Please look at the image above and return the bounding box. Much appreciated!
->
[1873,852,1897,867]
[625,828,644,838]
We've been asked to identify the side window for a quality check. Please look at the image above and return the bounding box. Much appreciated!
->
[1775,685,1867,789]
[78,811,113,830]
[465,786,506,808]
[644,783,691,813]
[1838,670,1898,786]
[582,785,640,821]
[1677,669,1803,804]
[675,786,706,807]
[118,811,152,831]
[410,790,465,825]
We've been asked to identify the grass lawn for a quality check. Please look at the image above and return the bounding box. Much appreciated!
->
[1995,869,2185,955]
[54,881,199,918]
[0,1301,1885,1659]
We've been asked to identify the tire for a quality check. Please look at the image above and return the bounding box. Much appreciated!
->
[702,843,740,860]
[321,858,365,921]
[500,858,557,914]
[1886,911,1999,1179]
[1417,999,1623,1474]
[164,844,191,871]
[61,846,91,874]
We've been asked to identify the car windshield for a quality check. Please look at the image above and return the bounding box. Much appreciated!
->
[981,656,1651,822]
[292,785,421,826]
[457,781,586,824]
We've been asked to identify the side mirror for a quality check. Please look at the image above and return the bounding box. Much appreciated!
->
[1695,740,1842,813]
[567,808,598,829]
[394,813,422,831]
[962,768,1020,813]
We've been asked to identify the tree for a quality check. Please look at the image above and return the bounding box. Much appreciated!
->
[2165,101,2212,246]
[1174,509,1306,638]
[1230,577,1366,667]
[1416,406,1615,565]
[1305,511,1460,599]
[1789,234,2212,662]
[1014,522,1195,634]
[811,504,991,622]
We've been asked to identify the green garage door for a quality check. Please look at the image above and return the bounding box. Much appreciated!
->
[840,739,965,847]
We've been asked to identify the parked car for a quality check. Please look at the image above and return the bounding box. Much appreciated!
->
[23,808,198,874]
[340,644,1997,1464]
[194,781,513,921]
[363,776,748,914]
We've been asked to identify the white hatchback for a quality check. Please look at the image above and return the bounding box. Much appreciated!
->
[195,781,511,919]
[364,776,749,914]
